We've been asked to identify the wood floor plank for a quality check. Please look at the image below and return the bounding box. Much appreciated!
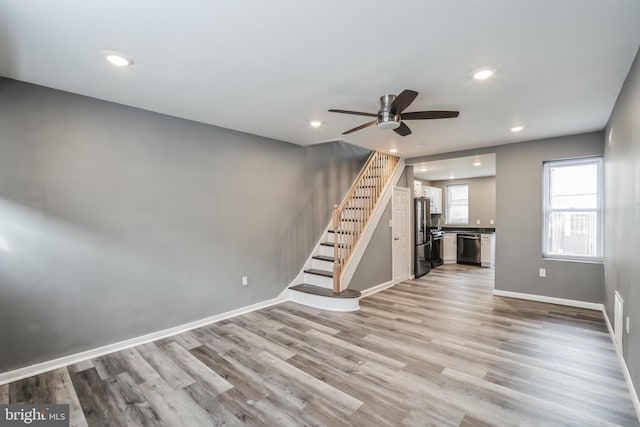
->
[3,264,638,426]
[0,384,7,404]
[160,341,232,395]
[135,342,195,389]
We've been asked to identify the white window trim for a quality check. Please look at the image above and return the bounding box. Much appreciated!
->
[542,156,603,262]
[446,184,469,225]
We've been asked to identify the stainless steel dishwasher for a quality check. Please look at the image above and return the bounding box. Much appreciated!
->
[457,233,481,265]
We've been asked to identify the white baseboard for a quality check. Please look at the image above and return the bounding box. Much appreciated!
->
[359,280,395,298]
[602,308,640,421]
[0,292,290,386]
[493,289,603,311]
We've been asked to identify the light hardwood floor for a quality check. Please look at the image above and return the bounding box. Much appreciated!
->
[1,265,638,426]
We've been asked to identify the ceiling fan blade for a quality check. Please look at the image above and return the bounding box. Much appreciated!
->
[393,122,412,137]
[390,89,418,113]
[342,120,377,135]
[402,110,460,120]
[328,109,377,117]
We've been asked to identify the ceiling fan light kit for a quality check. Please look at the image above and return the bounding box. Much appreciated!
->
[329,89,459,137]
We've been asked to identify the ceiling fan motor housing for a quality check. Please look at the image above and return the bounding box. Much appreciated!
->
[377,94,401,129]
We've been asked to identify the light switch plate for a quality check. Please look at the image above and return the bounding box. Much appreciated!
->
[490,219,494,225]
[539,268,546,278]
[627,316,630,334]
[389,219,393,227]
[476,219,481,225]
[242,276,248,286]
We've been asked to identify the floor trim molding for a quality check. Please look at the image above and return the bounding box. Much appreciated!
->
[493,289,603,311]
[602,307,640,421]
[0,292,289,386]
[359,280,395,298]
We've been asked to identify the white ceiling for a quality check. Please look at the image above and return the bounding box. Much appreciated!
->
[1,1,639,157]
[413,154,496,181]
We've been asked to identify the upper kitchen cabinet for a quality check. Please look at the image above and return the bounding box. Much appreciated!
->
[424,186,442,214]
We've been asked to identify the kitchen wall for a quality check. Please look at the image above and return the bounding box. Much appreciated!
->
[429,176,496,228]
[0,78,370,373]
[407,131,605,305]
[604,47,640,401]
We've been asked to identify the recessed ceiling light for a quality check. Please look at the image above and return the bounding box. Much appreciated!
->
[449,175,455,180]
[510,125,525,132]
[309,120,322,127]
[416,144,425,148]
[420,168,427,172]
[103,51,133,67]
[389,148,398,154]
[472,162,482,167]
[473,68,495,80]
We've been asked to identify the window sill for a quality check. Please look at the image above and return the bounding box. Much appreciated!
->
[542,256,603,265]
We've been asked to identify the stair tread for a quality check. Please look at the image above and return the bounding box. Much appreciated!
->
[290,284,361,299]
[304,268,333,278]
[320,242,350,248]
[312,255,334,262]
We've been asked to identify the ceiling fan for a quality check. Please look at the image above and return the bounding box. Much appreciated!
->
[329,89,459,137]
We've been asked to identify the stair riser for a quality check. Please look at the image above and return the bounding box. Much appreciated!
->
[326,232,334,243]
[311,258,334,271]
[349,199,370,208]
[289,290,359,312]
[303,273,333,289]
[339,221,363,231]
[341,210,366,221]
[354,188,374,197]
[318,245,334,257]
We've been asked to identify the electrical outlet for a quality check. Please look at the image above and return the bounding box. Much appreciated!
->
[476,219,481,225]
[627,316,630,334]
[539,268,546,278]
[490,219,494,225]
[242,276,248,286]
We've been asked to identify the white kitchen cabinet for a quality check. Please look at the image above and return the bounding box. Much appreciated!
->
[443,233,457,263]
[481,233,496,267]
[413,180,423,198]
[422,186,443,214]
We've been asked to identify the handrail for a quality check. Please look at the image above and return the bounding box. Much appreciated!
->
[332,151,400,292]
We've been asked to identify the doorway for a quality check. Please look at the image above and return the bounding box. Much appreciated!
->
[392,186,411,283]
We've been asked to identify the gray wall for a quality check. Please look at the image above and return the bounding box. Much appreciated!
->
[349,202,392,291]
[495,133,604,303]
[0,78,370,372]
[604,48,640,399]
[407,131,605,304]
[430,176,496,228]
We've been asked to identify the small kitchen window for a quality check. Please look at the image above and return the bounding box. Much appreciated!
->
[446,184,468,224]
[543,157,603,262]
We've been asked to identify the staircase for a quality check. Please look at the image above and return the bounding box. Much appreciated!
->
[289,151,400,311]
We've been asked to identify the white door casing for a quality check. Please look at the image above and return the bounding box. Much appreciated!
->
[392,187,411,283]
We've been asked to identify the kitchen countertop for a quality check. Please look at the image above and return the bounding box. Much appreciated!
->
[436,227,495,234]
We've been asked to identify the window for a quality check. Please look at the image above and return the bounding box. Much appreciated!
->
[447,184,468,224]
[543,157,603,261]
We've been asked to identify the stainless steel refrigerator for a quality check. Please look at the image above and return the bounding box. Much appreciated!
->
[414,198,432,277]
